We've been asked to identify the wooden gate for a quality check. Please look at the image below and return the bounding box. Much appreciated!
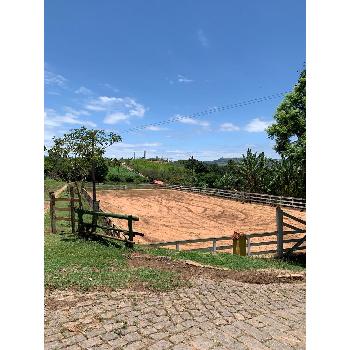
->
[49,184,81,234]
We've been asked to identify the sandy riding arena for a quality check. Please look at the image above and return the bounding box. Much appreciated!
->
[95,189,306,249]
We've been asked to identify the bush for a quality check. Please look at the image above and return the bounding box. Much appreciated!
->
[107,173,122,182]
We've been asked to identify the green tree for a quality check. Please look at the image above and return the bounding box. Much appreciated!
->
[267,69,306,165]
[46,127,121,213]
[237,149,270,193]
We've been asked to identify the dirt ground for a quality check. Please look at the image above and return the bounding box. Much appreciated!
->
[94,189,306,253]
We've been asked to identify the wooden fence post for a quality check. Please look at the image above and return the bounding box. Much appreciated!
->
[126,215,134,248]
[232,235,247,256]
[69,185,75,234]
[175,242,180,251]
[49,191,56,234]
[212,238,217,253]
[276,206,284,258]
[246,236,251,256]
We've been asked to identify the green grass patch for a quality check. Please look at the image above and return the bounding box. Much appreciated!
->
[139,246,305,271]
[45,228,186,291]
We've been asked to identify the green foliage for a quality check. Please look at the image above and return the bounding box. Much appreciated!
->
[46,127,121,182]
[267,69,306,165]
[236,149,270,193]
[127,159,190,184]
[106,166,144,184]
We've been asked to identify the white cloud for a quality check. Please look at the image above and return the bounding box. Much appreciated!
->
[197,29,209,48]
[244,118,272,132]
[85,96,146,124]
[178,116,210,127]
[44,70,67,87]
[177,74,194,83]
[219,122,240,132]
[63,106,90,116]
[44,108,96,128]
[75,86,93,95]
[144,126,167,131]
[104,112,129,124]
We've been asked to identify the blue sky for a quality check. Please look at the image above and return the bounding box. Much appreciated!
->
[45,0,305,160]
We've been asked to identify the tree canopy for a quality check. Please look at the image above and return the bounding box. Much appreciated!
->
[267,69,306,165]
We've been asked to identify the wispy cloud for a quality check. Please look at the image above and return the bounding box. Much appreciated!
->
[84,96,147,124]
[44,69,67,88]
[197,29,209,48]
[177,74,194,83]
[244,118,272,132]
[102,83,119,93]
[104,112,130,124]
[178,116,210,127]
[44,108,96,128]
[144,126,168,131]
[75,86,93,95]
[219,122,240,132]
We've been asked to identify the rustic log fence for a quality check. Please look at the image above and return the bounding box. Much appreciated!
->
[145,207,306,258]
[79,185,144,246]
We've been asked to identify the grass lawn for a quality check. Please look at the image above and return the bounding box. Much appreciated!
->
[140,246,305,272]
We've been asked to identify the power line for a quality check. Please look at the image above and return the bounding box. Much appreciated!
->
[119,91,289,135]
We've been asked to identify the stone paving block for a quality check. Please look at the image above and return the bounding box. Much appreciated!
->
[45,278,305,350]
[238,335,270,350]
[264,339,295,350]
[148,339,173,350]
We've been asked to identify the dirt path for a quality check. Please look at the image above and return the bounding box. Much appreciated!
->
[44,184,68,212]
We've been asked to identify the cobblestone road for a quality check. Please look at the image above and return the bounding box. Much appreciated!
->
[45,278,305,350]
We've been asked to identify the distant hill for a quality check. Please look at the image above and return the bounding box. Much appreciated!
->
[203,157,243,166]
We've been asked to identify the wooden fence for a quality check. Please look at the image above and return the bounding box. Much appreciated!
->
[145,207,306,258]
[82,183,305,210]
[164,185,306,210]
[146,234,247,255]
[49,184,81,234]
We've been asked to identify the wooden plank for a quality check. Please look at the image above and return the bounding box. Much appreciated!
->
[283,229,306,234]
[283,222,304,231]
[215,244,235,251]
[250,240,277,247]
[282,211,306,225]
[246,231,277,238]
[147,235,234,246]
[284,245,306,252]
[284,236,306,255]
[55,198,80,202]
[75,208,139,221]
